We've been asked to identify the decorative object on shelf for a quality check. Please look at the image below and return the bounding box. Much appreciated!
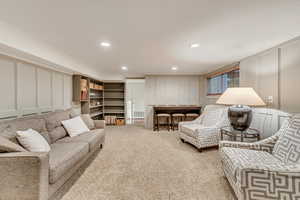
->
[80,79,88,100]
[216,87,265,131]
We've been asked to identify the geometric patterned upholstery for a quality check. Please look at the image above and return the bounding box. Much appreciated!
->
[180,124,202,138]
[201,108,225,127]
[273,115,300,164]
[179,105,228,151]
[219,117,300,200]
[220,147,283,182]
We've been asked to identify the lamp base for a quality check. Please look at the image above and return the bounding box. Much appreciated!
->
[228,105,252,131]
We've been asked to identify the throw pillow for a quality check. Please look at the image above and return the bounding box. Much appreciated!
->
[80,114,95,130]
[0,135,27,153]
[273,114,300,164]
[16,129,51,152]
[61,116,90,137]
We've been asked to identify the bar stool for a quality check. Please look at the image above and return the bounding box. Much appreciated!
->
[185,113,200,121]
[156,113,171,131]
[171,113,185,130]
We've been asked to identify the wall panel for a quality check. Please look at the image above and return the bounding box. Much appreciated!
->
[52,72,64,110]
[0,55,72,119]
[240,49,279,108]
[37,68,52,112]
[63,75,72,108]
[0,58,17,118]
[17,62,38,115]
[280,40,300,113]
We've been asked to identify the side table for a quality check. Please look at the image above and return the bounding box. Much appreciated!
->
[220,126,260,142]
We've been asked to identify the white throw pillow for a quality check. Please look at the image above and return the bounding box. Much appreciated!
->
[61,116,90,137]
[16,129,51,152]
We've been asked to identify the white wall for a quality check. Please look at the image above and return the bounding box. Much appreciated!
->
[144,75,200,128]
[145,75,200,106]
[0,55,72,119]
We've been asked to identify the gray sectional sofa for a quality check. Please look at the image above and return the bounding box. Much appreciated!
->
[0,109,105,200]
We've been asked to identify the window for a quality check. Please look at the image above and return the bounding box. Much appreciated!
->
[207,68,239,95]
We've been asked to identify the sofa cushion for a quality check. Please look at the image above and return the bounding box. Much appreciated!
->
[273,115,300,164]
[181,124,202,138]
[48,127,67,143]
[80,114,95,130]
[0,116,48,144]
[44,110,71,143]
[16,129,51,152]
[220,147,282,183]
[56,129,105,152]
[61,116,90,137]
[44,110,71,132]
[49,142,89,184]
[0,135,27,152]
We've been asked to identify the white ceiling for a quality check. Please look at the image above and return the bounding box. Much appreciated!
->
[0,0,300,80]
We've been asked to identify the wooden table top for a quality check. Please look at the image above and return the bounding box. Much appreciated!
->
[153,106,201,110]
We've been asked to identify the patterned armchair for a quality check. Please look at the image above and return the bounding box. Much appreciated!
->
[219,115,300,200]
[178,105,228,152]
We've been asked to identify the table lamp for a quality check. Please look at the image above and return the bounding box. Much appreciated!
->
[216,87,266,131]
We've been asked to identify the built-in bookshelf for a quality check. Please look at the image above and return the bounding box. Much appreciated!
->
[73,75,104,120]
[73,76,125,125]
[103,82,125,125]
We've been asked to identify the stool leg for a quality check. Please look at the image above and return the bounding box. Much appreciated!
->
[157,116,159,131]
[168,117,170,131]
[171,116,174,131]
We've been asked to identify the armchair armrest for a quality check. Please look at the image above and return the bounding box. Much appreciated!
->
[178,115,203,132]
[239,164,300,200]
[94,120,106,129]
[0,152,49,200]
[219,134,279,153]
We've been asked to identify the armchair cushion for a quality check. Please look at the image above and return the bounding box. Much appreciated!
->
[273,115,300,164]
[201,108,224,127]
[220,147,283,182]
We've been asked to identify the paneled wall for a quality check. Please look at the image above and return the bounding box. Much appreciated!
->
[144,75,200,128]
[199,37,300,114]
[240,37,300,113]
[0,55,72,119]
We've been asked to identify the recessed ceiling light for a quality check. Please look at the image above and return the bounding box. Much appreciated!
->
[100,42,111,47]
[190,43,199,48]
[171,66,178,71]
[121,66,128,71]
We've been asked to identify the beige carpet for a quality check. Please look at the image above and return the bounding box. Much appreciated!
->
[61,125,235,200]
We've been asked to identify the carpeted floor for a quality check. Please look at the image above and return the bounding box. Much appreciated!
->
[61,125,235,200]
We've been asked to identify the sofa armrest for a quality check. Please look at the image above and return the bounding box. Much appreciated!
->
[0,152,49,200]
[94,120,106,129]
[219,135,279,153]
[239,164,300,200]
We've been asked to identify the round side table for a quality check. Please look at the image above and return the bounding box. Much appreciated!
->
[220,126,260,142]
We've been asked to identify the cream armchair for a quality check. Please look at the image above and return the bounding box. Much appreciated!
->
[178,105,228,152]
[219,116,300,200]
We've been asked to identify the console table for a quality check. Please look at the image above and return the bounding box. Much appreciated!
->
[152,106,201,131]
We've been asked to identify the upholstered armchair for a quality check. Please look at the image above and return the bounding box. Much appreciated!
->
[178,105,228,152]
[219,116,300,200]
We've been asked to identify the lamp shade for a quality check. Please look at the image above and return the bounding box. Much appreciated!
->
[216,87,266,106]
